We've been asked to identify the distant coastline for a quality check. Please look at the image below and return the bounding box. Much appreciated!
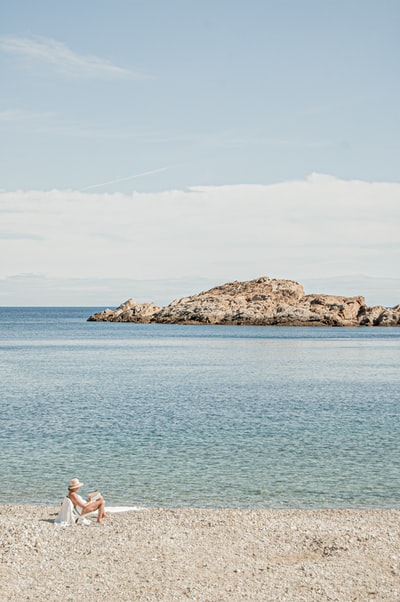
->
[88,276,400,327]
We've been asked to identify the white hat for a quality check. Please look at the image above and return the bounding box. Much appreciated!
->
[68,477,84,490]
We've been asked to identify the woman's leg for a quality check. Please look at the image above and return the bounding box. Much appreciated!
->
[97,500,109,523]
[81,497,109,523]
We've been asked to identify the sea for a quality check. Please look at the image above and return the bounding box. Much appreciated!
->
[1,307,399,509]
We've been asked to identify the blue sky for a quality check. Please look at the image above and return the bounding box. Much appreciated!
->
[1,1,399,306]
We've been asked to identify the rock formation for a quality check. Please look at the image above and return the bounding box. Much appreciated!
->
[88,299,162,323]
[87,277,400,327]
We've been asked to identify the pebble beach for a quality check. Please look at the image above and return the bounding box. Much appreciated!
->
[1,505,399,601]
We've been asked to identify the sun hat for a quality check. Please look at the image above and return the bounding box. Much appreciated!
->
[68,477,84,490]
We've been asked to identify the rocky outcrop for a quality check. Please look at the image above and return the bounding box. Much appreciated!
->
[89,298,162,323]
[154,277,305,325]
[87,277,400,327]
[357,304,400,326]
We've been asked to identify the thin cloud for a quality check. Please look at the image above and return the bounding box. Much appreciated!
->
[0,107,56,125]
[0,231,43,240]
[0,109,183,140]
[0,35,140,79]
[80,166,174,190]
[0,109,27,121]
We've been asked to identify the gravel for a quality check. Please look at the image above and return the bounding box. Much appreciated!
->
[1,505,399,601]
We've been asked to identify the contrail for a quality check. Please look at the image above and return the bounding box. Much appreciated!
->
[80,166,173,191]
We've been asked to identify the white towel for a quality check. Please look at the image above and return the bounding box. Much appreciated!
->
[54,496,77,526]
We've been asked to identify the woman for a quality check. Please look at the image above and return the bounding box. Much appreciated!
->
[67,477,109,524]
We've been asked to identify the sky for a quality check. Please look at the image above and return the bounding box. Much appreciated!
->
[1,0,399,307]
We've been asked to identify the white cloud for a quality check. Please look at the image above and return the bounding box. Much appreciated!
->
[0,174,399,305]
[0,35,139,79]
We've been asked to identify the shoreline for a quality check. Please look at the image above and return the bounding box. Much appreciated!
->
[1,505,399,600]
[2,501,400,510]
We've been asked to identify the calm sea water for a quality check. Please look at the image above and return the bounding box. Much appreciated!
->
[0,307,399,508]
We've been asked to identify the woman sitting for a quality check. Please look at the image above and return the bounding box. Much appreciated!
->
[67,478,109,524]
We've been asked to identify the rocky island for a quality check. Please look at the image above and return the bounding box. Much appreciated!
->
[87,277,400,327]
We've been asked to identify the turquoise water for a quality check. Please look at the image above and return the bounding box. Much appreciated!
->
[0,307,399,508]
